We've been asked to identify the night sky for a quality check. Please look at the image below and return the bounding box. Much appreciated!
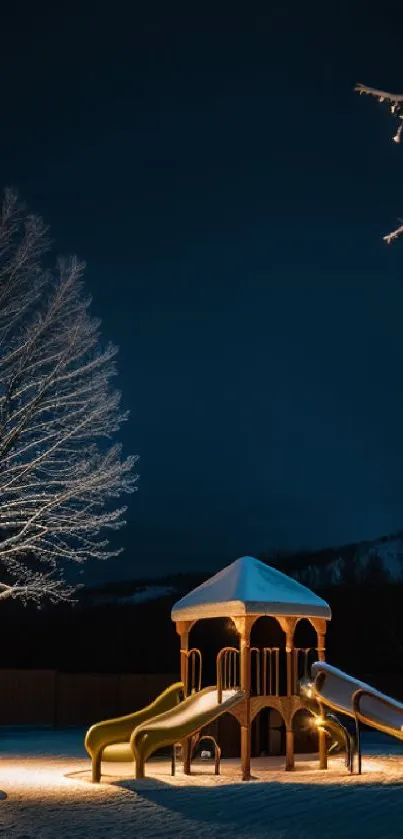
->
[2,2,403,580]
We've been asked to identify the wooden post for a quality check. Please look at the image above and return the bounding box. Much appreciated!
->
[312,618,328,770]
[314,619,327,665]
[176,621,191,695]
[286,630,294,697]
[278,617,297,772]
[277,617,297,697]
[240,623,251,781]
[285,728,295,771]
[318,726,327,770]
[234,616,254,781]
[176,620,193,774]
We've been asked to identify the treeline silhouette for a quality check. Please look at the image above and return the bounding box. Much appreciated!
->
[1,557,403,700]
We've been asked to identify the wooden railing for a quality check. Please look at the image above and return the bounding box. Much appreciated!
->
[250,647,280,696]
[216,647,240,703]
[250,647,261,695]
[181,648,202,695]
[216,644,317,702]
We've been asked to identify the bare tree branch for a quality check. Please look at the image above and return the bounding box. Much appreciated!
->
[355,82,403,243]
[383,222,403,245]
[0,190,137,603]
[355,83,403,143]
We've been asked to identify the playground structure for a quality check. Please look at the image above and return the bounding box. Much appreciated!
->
[86,556,331,780]
[85,555,403,781]
[170,555,331,780]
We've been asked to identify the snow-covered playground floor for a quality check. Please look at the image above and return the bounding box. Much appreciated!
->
[0,729,402,838]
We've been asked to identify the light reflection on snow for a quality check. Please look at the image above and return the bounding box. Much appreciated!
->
[0,753,400,795]
[0,760,92,790]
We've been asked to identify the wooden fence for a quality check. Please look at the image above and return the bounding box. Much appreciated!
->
[0,670,177,726]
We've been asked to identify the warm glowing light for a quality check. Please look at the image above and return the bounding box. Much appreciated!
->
[315,716,324,727]
[0,761,92,790]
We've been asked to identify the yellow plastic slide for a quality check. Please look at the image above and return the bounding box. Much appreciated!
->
[131,685,245,778]
[84,681,184,782]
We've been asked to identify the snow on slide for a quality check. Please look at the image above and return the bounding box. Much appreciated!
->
[312,661,403,738]
[132,685,245,777]
[139,687,240,729]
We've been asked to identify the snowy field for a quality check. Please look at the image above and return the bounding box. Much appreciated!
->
[0,729,402,837]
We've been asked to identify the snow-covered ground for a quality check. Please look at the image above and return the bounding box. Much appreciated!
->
[0,728,402,837]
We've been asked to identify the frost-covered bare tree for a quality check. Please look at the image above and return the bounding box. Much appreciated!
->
[0,190,137,603]
[355,82,403,243]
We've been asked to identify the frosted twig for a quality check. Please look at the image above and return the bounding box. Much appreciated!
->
[383,222,403,245]
[355,83,403,143]
[355,83,403,244]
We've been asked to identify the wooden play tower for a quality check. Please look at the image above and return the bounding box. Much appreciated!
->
[171,555,331,780]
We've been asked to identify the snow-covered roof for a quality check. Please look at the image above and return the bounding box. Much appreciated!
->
[171,556,331,622]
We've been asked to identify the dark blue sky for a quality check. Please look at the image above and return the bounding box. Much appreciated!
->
[2,1,403,579]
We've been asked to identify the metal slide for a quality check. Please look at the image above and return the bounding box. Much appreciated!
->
[299,677,355,771]
[132,685,246,778]
[310,662,403,771]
